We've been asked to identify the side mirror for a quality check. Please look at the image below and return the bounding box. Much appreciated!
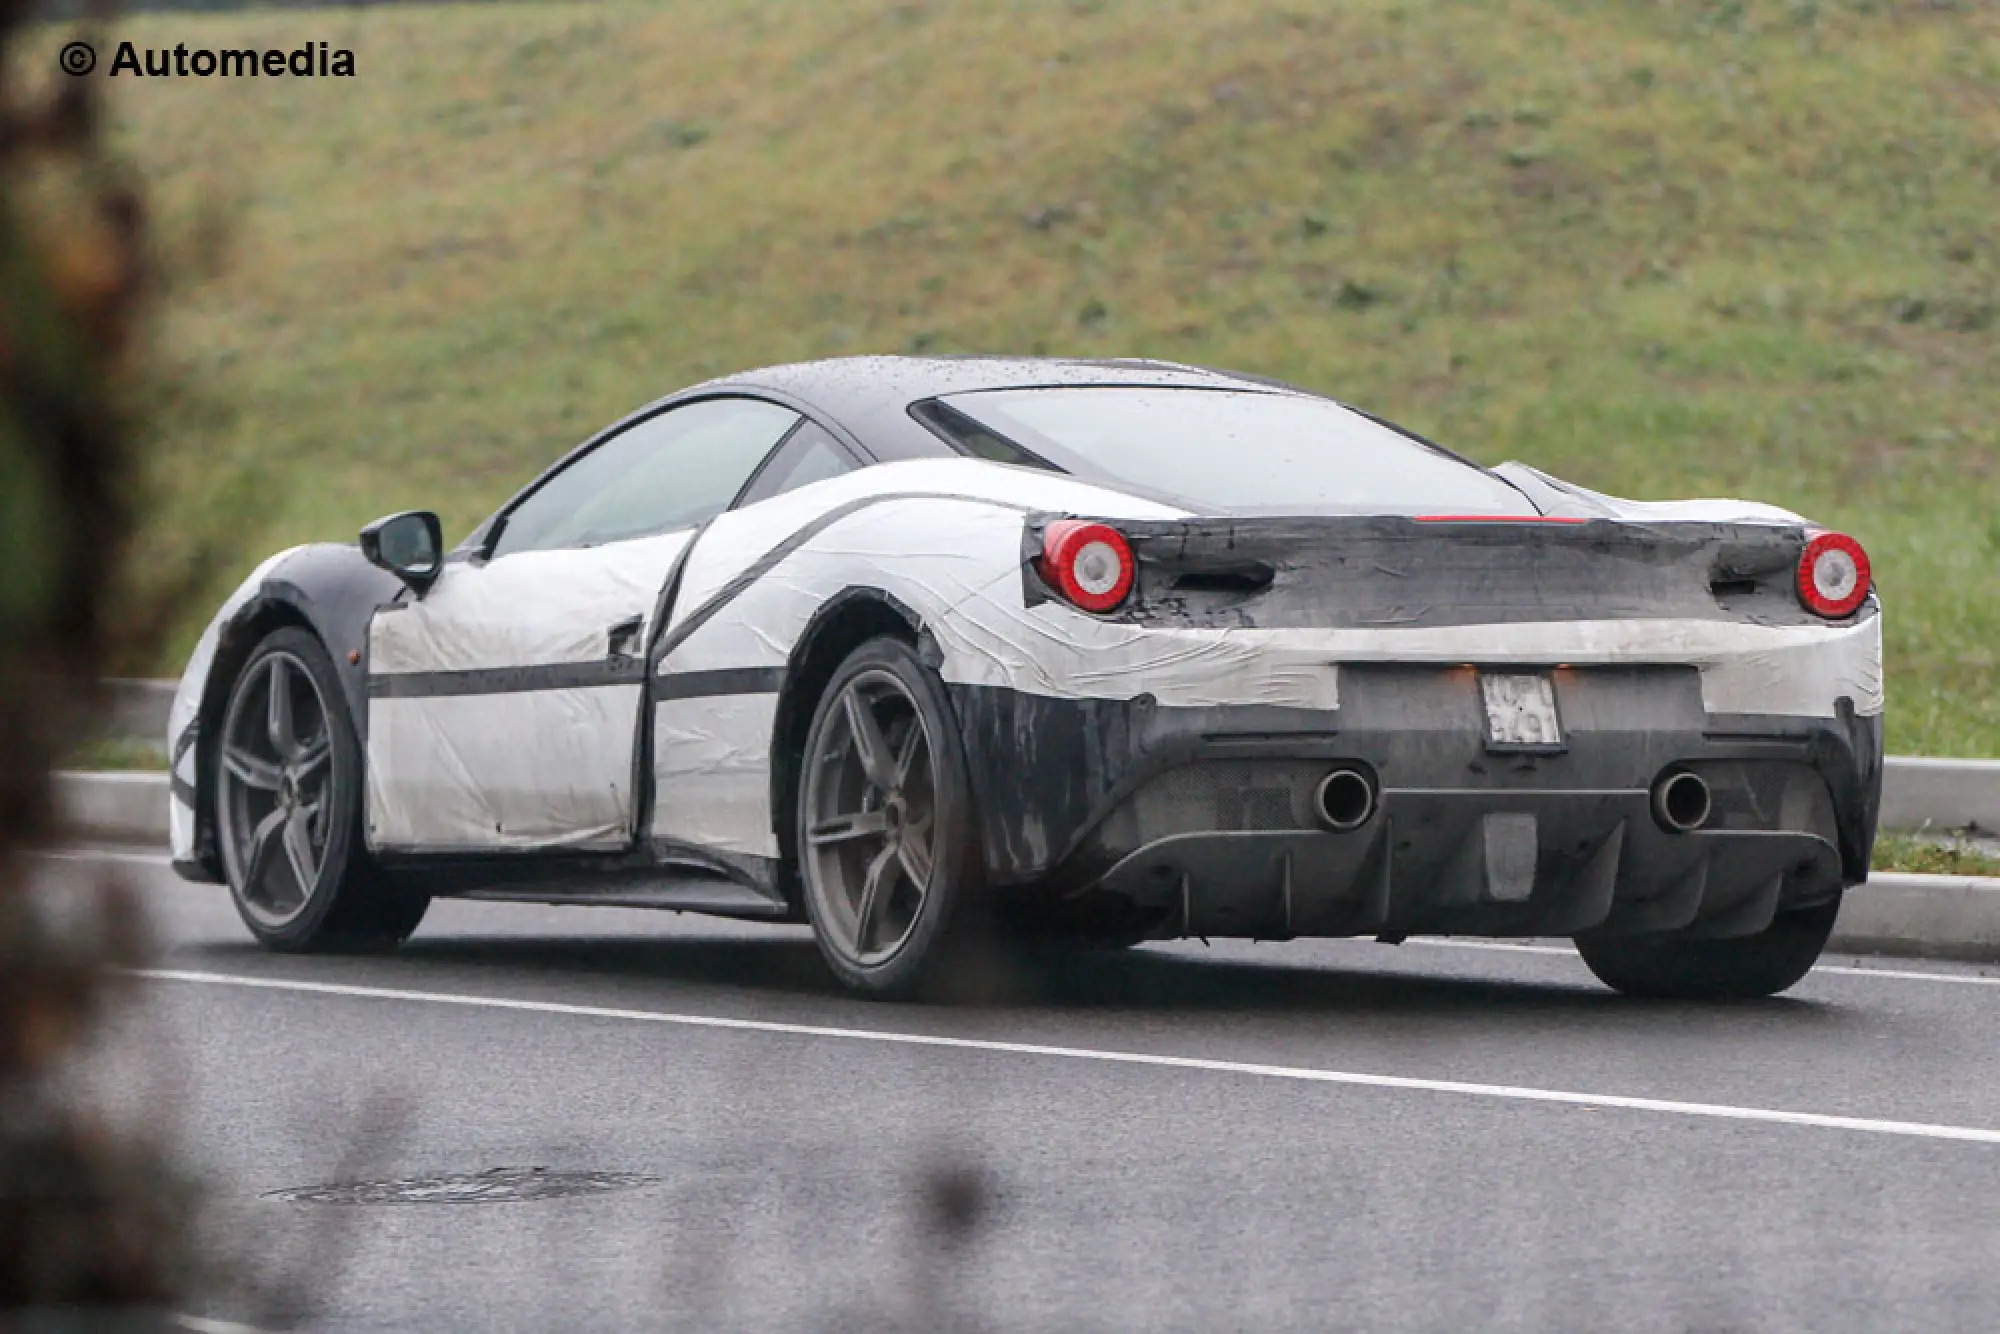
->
[359,511,444,593]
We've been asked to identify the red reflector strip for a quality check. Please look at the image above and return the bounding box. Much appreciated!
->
[1414,514,1588,524]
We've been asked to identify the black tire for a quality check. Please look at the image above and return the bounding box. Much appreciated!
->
[998,895,1163,952]
[1574,895,1841,1000]
[795,636,985,998]
[215,627,429,952]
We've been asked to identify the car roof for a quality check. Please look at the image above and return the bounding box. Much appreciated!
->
[704,353,1303,402]
[686,355,1318,462]
[462,356,1320,553]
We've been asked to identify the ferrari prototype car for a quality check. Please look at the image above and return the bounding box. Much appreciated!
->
[168,356,1883,998]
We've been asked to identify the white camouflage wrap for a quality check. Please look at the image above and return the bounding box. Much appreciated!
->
[171,458,1882,869]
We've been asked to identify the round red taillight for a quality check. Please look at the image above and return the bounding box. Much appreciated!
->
[1040,520,1134,614]
[1797,531,1871,619]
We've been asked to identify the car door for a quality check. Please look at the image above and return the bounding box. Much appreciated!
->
[364,396,802,853]
[645,419,866,859]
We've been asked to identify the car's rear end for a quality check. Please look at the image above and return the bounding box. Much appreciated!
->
[964,512,1880,951]
[913,377,1882,994]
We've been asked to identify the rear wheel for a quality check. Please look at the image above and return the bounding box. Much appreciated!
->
[1574,895,1840,1000]
[216,627,429,952]
[797,637,983,998]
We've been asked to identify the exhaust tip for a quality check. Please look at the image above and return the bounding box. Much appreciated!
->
[1314,768,1378,832]
[1653,770,1712,834]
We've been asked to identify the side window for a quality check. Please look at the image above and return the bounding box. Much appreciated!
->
[735,420,861,507]
[492,398,799,557]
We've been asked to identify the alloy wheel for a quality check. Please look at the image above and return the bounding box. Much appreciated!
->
[217,651,335,929]
[803,669,940,966]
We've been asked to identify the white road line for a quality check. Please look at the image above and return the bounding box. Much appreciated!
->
[1815,962,2000,986]
[131,967,2000,1148]
[31,852,2000,988]
[173,1315,274,1334]
[34,846,174,868]
[1413,939,1575,958]
[38,845,1996,990]
[1410,938,2000,988]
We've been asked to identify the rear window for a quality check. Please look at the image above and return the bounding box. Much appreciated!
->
[929,386,1536,516]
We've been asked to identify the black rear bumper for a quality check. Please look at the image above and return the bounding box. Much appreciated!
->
[948,665,1883,941]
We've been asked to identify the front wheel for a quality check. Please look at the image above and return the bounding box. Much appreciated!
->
[1574,895,1841,1000]
[796,637,984,998]
[215,627,429,952]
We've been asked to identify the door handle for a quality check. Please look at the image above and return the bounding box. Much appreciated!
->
[606,616,643,661]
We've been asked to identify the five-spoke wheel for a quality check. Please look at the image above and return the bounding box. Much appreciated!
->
[798,637,980,996]
[218,648,334,930]
[216,627,428,951]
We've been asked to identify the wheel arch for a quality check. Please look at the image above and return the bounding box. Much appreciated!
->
[768,587,933,902]
[185,597,320,877]
[183,548,403,878]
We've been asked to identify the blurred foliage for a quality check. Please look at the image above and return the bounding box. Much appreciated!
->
[0,0,198,1318]
[60,737,166,771]
[42,0,487,11]
[28,0,2000,761]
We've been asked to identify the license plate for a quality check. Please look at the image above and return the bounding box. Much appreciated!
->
[1479,673,1564,752]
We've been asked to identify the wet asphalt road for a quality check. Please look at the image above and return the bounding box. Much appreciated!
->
[43,850,2000,1333]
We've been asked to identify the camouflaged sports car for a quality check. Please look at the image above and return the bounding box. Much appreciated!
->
[168,357,1883,998]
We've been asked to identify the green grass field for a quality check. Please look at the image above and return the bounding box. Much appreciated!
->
[39,0,2000,753]
[1871,833,2000,879]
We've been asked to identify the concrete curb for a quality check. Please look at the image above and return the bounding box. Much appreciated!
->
[1830,872,2000,965]
[54,770,169,847]
[1880,757,2000,837]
